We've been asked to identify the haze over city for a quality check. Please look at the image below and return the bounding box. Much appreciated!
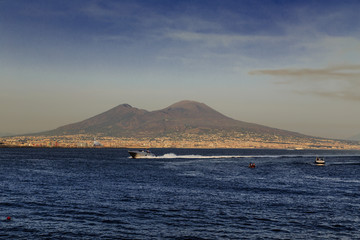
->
[1,0,360,139]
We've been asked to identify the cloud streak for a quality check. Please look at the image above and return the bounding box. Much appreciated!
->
[249,65,360,101]
[249,65,360,78]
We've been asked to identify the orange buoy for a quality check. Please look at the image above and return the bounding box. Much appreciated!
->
[6,216,11,221]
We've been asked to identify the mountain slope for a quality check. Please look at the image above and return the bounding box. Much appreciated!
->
[41,104,148,136]
[348,133,360,141]
[38,100,307,138]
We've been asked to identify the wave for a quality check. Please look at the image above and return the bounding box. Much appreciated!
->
[155,153,244,159]
[304,175,360,184]
[328,161,360,165]
[131,153,360,160]
[154,153,320,159]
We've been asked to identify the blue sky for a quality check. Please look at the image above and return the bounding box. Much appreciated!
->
[1,0,360,139]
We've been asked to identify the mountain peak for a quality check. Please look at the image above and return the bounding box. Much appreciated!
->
[112,103,133,110]
[121,103,132,108]
[35,100,304,138]
[169,100,203,107]
[166,100,211,112]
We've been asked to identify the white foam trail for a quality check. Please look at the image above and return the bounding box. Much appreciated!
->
[155,153,253,159]
[154,153,327,159]
[131,153,360,159]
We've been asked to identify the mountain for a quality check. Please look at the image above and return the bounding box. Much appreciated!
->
[37,100,307,138]
[348,133,360,141]
[0,132,13,137]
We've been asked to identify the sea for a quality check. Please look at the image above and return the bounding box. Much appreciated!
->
[1,148,360,240]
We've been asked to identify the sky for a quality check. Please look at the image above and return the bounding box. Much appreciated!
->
[1,0,360,139]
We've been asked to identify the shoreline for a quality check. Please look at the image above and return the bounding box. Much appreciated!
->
[1,145,360,151]
[1,134,360,150]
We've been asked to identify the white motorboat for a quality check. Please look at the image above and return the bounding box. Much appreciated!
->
[315,157,325,165]
[128,150,155,159]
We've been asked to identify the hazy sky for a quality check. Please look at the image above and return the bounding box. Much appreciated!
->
[1,0,360,139]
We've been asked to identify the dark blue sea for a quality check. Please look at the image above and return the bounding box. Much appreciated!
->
[1,148,360,239]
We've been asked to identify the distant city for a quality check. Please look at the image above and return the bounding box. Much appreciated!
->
[1,132,359,150]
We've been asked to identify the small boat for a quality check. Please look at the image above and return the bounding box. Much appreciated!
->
[128,149,155,159]
[248,163,256,168]
[93,138,102,147]
[315,157,325,165]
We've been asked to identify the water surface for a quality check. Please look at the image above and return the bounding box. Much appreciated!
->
[1,148,360,239]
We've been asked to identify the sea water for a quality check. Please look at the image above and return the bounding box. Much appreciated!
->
[1,148,360,239]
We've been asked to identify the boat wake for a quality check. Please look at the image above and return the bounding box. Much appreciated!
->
[155,153,245,159]
[153,154,313,159]
[131,153,360,160]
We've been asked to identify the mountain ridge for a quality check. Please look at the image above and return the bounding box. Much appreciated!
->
[36,100,308,139]
[348,133,360,141]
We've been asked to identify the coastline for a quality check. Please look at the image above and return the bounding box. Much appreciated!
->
[1,134,360,150]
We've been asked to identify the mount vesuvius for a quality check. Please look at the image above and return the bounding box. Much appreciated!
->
[37,100,308,139]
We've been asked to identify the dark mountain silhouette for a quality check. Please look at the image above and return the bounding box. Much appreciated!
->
[37,100,307,138]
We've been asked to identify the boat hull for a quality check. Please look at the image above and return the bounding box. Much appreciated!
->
[128,150,155,159]
[315,157,325,165]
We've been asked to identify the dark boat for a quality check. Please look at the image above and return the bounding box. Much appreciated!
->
[249,163,256,168]
[128,150,155,159]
